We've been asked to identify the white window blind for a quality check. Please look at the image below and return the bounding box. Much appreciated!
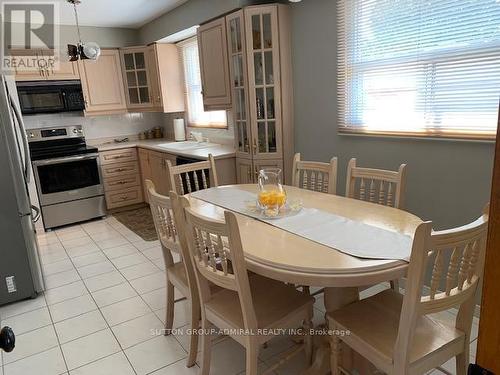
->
[337,0,500,139]
[178,37,227,128]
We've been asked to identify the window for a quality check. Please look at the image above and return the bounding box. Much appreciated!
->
[337,0,500,139]
[178,37,227,128]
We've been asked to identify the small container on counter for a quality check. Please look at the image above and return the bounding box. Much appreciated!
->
[153,127,163,139]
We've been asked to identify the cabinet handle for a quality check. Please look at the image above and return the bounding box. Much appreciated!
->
[120,196,128,200]
[252,139,257,154]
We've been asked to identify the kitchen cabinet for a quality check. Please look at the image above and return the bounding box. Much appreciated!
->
[139,149,152,203]
[147,43,185,113]
[120,46,154,110]
[236,158,254,184]
[99,148,143,209]
[197,17,232,110]
[228,5,294,184]
[139,149,177,197]
[13,49,79,81]
[78,49,127,116]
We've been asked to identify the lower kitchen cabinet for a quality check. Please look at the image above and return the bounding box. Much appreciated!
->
[236,158,254,184]
[139,149,176,197]
[99,148,144,209]
[236,157,282,183]
[105,146,236,208]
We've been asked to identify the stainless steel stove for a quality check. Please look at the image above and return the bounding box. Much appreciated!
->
[27,125,106,230]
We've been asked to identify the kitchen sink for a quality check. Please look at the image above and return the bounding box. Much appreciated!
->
[157,141,219,151]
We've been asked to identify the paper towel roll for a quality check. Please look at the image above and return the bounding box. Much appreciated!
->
[173,118,186,141]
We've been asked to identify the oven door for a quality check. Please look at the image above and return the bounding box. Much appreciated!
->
[32,154,104,206]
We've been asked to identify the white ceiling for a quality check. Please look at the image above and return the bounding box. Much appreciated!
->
[3,0,188,28]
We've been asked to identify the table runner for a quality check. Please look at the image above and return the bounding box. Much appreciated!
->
[191,187,413,261]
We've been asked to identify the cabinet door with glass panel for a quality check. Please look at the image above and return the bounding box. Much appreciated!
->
[245,5,283,161]
[120,47,153,109]
[227,10,252,159]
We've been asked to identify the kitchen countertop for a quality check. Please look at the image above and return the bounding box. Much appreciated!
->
[92,139,236,160]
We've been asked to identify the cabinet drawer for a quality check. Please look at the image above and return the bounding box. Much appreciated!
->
[101,161,139,179]
[100,148,137,165]
[104,174,141,192]
[105,186,143,209]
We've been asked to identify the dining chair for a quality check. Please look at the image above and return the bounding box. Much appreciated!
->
[182,204,315,375]
[328,206,489,375]
[166,153,218,195]
[346,158,407,209]
[145,180,199,367]
[292,153,338,195]
[346,157,407,291]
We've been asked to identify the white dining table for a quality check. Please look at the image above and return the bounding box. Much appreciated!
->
[187,184,422,374]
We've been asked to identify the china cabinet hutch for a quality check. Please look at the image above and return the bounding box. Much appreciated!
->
[207,4,294,183]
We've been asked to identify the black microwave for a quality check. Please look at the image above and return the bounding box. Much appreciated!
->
[16,80,85,115]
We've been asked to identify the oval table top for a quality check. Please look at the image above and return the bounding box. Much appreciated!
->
[187,184,423,287]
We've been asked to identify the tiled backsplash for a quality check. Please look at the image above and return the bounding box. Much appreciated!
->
[23,111,236,145]
[23,111,167,140]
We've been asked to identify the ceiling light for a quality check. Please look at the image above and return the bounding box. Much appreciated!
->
[66,0,101,61]
[289,0,302,2]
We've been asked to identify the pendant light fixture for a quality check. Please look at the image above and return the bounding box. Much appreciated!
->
[67,0,101,61]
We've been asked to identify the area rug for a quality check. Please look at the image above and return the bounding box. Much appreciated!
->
[113,207,158,242]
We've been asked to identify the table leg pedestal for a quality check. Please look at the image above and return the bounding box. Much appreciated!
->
[301,287,378,375]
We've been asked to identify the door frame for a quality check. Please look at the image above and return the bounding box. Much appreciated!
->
[476,104,500,372]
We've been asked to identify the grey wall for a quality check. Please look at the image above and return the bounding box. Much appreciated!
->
[139,0,241,44]
[6,23,140,48]
[138,0,281,44]
[291,0,495,230]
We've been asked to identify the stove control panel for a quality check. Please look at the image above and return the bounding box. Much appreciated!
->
[26,125,84,142]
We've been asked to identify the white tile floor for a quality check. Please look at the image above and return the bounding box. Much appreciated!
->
[0,216,479,375]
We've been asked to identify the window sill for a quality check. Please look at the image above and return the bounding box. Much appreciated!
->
[338,128,496,143]
[188,122,228,130]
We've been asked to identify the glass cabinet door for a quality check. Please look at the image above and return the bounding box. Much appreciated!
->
[227,10,252,158]
[121,50,152,106]
[245,6,282,160]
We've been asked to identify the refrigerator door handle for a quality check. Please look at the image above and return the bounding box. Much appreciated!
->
[9,94,30,184]
[31,205,41,222]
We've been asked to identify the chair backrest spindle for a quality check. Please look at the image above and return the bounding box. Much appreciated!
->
[292,153,338,195]
[345,158,407,209]
[166,154,218,195]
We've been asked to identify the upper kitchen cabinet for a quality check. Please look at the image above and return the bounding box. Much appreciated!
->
[78,49,127,116]
[12,49,79,81]
[197,17,232,110]
[120,46,154,110]
[229,4,294,184]
[147,43,185,113]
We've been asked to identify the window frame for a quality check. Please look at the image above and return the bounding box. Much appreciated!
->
[337,0,499,141]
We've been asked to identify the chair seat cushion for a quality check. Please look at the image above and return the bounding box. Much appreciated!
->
[206,274,314,330]
[328,289,465,366]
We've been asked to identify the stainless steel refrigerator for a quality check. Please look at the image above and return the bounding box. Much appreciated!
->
[0,74,44,305]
